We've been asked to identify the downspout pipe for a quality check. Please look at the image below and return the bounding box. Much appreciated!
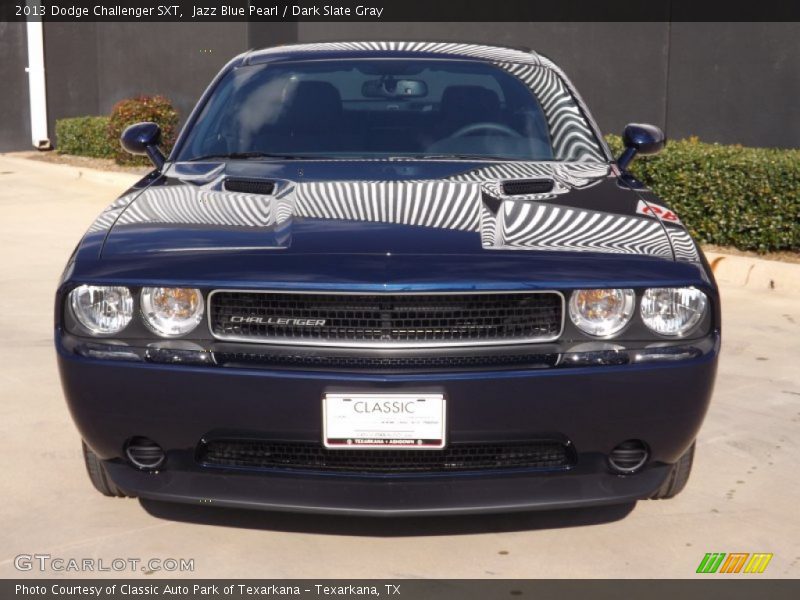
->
[25,3,50,150]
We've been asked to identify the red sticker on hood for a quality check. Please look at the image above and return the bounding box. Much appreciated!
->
[636,200,681,224]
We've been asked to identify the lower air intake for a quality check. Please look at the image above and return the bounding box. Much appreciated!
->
[199,440,575,474]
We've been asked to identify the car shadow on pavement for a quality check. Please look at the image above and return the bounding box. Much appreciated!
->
[139,499,636,536]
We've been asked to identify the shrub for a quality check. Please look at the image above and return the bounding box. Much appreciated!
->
[55,116,115,158]
[107,95,179,166]
[606,135,800,253]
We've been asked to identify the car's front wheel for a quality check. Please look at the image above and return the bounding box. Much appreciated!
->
[82,441,132,498]
[650,441,695,499]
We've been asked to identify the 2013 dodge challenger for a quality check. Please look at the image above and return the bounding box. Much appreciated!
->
[55,42,719,515]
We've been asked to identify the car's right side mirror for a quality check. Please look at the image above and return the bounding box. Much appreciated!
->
[617,123,666,171]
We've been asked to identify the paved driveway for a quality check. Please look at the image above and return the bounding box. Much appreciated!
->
[0,155,798,578]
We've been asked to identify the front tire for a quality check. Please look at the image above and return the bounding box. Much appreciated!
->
[82,442,132,498]
[650,441,695,499]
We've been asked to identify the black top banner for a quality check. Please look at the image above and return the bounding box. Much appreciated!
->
[2,0,800,22]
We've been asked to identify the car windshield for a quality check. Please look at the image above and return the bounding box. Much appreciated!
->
[177,59,601,162]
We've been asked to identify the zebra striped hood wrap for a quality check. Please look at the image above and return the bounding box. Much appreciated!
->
[89,160,700,263]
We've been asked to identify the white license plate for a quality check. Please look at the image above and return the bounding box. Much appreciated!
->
[323,393,446,450]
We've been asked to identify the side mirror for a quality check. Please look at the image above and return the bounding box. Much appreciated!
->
[617,123,666,171]
[120,122,165,170]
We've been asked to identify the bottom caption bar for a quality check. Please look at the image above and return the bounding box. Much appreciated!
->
[5,580,800,599]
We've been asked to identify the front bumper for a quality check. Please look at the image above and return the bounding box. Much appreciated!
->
[57,332,719,515]
[104,459,672,516]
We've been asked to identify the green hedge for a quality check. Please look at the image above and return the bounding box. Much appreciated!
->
[54,96,178,167]
[607,135,800,253]
[55,116,115,159]
[108,95,179,166]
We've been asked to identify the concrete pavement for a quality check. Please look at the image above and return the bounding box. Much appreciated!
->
[0,155,798,579]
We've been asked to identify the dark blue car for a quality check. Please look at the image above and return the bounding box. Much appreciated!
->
[56,42,719,515]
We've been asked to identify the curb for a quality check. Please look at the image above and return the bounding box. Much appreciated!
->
[705,251,800,295]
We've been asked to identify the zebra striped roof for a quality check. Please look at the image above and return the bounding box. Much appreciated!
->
[246,41,541,65]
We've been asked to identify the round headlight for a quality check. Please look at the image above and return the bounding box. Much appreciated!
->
[641,287,707,336]
[569,288,636,337]
[141,287,204,337]
[70,285,133,335]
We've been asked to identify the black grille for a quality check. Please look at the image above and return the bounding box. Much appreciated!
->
[213,351,559,371]
[223,178,275,195]
[502,179,554,195]
[199,440,574,473]
[209,291,563,346]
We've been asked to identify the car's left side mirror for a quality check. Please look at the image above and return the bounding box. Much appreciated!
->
[120,121,166,170]
[617,123,666,171]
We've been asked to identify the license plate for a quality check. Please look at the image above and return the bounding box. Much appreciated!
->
[323,393,446,450]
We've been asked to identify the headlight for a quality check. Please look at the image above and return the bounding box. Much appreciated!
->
[141,287,204,337]
[640,287,707,336]
[70,285,133,335]
[569,288,635,337]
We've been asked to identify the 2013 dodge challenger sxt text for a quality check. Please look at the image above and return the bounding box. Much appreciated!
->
[55,42,720,515]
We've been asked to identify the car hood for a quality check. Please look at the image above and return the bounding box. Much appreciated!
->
[94,159,697,263]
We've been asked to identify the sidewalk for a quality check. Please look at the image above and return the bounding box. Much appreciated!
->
[0,152,142,189]
[706,252,800,295]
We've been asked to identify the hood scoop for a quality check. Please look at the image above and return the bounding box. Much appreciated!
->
[502,179,554,196]
[223,178,276,195]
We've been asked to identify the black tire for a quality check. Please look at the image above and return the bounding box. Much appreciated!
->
[651,441,695,500]
[82,441,132,498]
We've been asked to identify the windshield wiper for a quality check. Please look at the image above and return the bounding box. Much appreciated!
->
[186,152,314,161]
